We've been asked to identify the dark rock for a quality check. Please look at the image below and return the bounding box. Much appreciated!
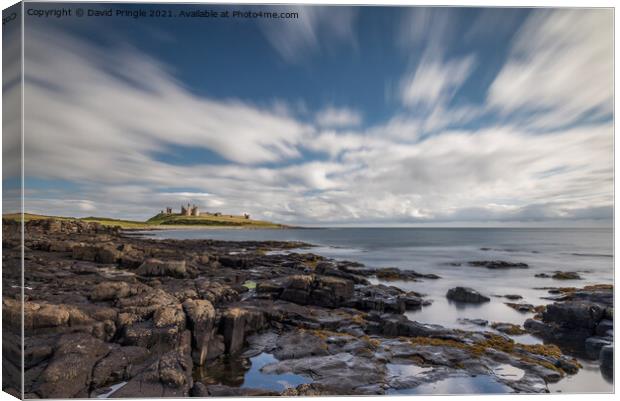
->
[221,307,265,354]
[551,271,582,280]
[467,261,528,269]
[490,322,527,335]
[182,299,216,365]
[90,281,131,302]
[599,345,613,378]
[595,319,613,336]
[91,346,150,389]
[136,258,187,278]
[584,337,612,360]
[446,287,490,303]
[458,318,488,326]
[35,333,112,398]
[111,350,193,397]
[504,302,537,313]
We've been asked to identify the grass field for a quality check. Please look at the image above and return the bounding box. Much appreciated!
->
[3,212,286,230]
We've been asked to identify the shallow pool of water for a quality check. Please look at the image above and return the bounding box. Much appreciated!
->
[388,375,515,395]
[195,352,311,392]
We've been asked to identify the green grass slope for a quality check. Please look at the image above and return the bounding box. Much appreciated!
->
[3,212,286,229]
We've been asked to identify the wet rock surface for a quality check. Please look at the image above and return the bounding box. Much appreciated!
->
[446,287,491,303]
[1,218,609,397]
[524,285,614,371]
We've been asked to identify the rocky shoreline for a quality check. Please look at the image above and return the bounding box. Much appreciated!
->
[1,219,613,397]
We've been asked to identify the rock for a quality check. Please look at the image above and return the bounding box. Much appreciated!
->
[90,281,131,302]
[273,329,331,360]
[467,261,528,269]
[221,307,265,354]
[349,284,428,313]
[375,267,440,281]
[72,244,120,264]
[584,337,612,359]
[599,345,613,378]
[446,287,490,303]
[543,301,604,331]
[111,350,193,397]
[504,302,537,313]
[503,294,523,300]
[278,275,354,308]
[596,319,613,336]
[91,346,150,389]
[490,322,527,335]
[136,258,187,278]
[204,384,278,396]
[551,271,582,280]
[458,318,488,326]
[182,299,216,365]
[36,333,112,398]
[153,305,185,328]
[535,273,551,278]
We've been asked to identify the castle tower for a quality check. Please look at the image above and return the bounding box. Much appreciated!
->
[191,204,200,217]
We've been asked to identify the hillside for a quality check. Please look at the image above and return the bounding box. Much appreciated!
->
[146,212,285,228]
[3,213,286,230]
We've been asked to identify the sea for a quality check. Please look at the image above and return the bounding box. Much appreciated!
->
[140,227,614,393]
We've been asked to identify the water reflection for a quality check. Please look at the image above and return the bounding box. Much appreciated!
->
[388,375,514,395]
[195,352,311,392]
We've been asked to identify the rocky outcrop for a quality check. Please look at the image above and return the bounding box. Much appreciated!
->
[136,258,188,278]
[258,274,354,308]
[446,287,490,303]
[524,285,613,369]
[467,261,529,269]
[183,299,217,365]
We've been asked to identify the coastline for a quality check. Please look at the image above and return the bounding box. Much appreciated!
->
[2,218,613,397]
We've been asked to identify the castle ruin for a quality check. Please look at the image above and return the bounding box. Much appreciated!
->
[180,203,200,217]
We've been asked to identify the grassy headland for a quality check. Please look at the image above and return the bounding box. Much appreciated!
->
[3,212,287,230]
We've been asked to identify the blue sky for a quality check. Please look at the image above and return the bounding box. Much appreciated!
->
[3,4,613,225]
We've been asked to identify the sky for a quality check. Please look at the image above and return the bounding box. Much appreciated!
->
[2,4,614,226]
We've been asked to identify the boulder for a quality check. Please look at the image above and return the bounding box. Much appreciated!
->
[182,299,216,365]
[278,275,354,308]
[36,333,112,398]
[90,281,131,302]
[446,287,490,303]
[111,350,193,397]
[136,259,187,278]
[599,345,613,378]
[552,271,582,280]
[468,261,528,269]
[91,346,150,389]
[221,307,265,354]
[584,337,612,359]
[543,301,604,330]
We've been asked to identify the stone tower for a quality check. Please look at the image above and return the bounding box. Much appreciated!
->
[190,205,200,217]
[181,203,192,216]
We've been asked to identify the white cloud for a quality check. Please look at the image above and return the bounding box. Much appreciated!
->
[400,52,475,109]
[260,6,357,63]
[17,18,613,226]
[315,107,362,128]
[488,9,613,128]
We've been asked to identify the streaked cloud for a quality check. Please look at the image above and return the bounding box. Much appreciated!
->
[315,106,362,128]
[13,8,613,227]
[488,9,613,129]
[260,6,358,63]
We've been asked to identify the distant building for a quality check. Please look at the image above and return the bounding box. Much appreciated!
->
[244,213,250,219]
[190,205,200,216]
